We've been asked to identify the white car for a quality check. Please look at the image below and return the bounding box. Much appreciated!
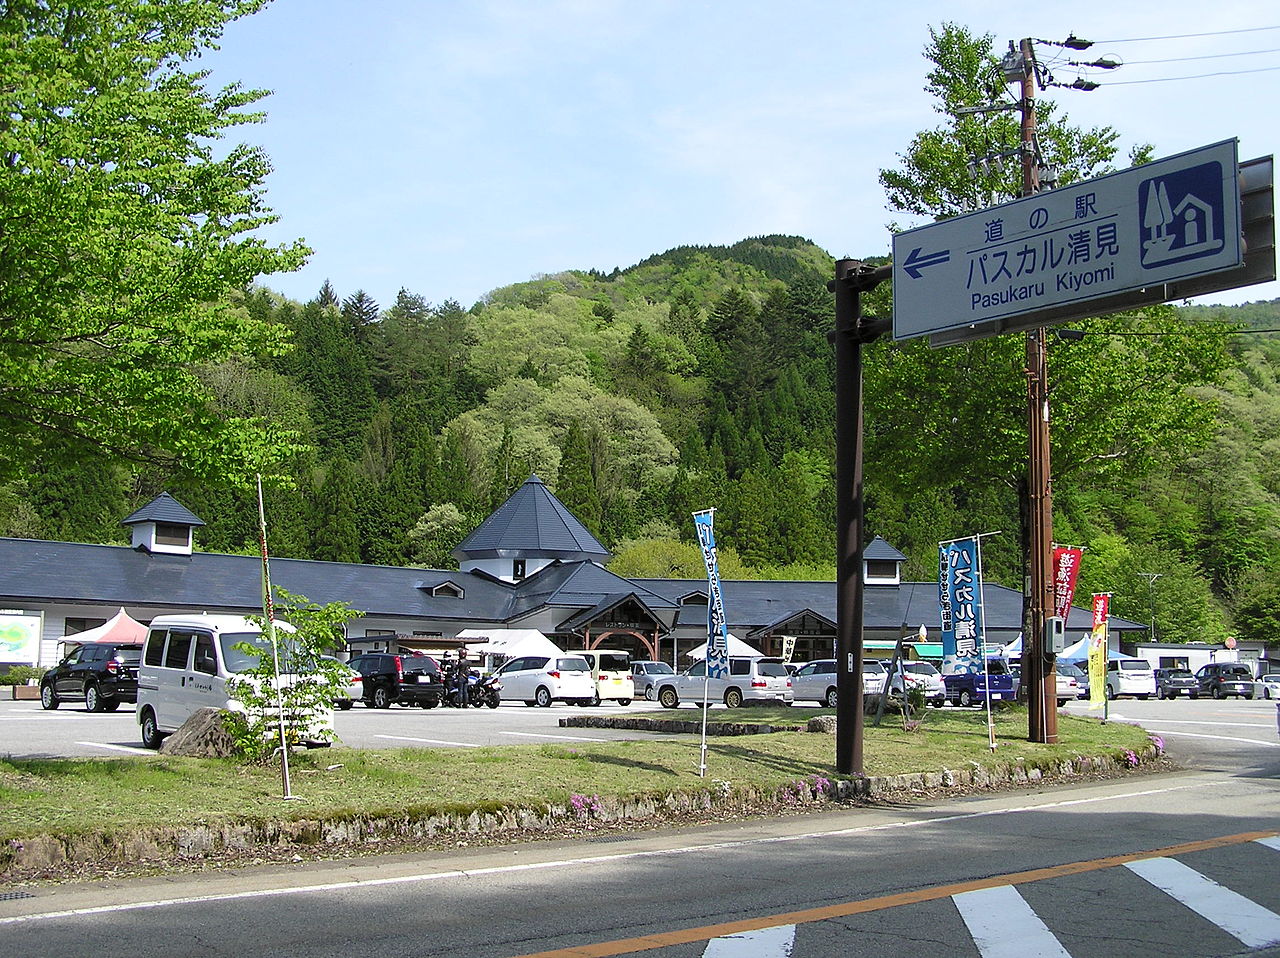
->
[491,654,594,707]
[323,656,362,709]
[1259,673,1280,700]
[888,661,946,707]
[1105,658,1156,700]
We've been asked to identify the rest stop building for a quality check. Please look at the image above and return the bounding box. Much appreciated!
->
[0,476,1151,671]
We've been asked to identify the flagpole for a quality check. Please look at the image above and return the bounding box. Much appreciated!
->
[693,508,729,779]
[976,533,996,752]
[257,475,295,801]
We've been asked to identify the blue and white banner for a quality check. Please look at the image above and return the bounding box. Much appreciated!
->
[693,509,729,679]
[939,537,984,676]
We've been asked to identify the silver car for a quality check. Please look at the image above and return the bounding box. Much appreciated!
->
[630,660,676,701]
[655,656,793,709]
[792,659,886,707]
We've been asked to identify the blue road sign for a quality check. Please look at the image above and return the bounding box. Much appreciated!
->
[892,140,1243,341]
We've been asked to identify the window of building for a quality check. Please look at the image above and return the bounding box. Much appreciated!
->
[865,559,899,581]
[154,523,190,547]
[512,559,526,581]
[64,617,108,636]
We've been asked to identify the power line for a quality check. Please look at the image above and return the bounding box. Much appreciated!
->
[1094,25,1280,43]
[1120,47,1280,65]
[1103,64,1280,85]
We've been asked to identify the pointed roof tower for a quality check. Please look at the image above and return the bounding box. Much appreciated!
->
[453,475,608,565]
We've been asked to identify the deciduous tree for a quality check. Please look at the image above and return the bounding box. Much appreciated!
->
[0,0,309,483]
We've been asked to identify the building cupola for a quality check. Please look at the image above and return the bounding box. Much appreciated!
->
[121,492,205,556]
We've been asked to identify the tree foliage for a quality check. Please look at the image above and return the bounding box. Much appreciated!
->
[0,0,309,483]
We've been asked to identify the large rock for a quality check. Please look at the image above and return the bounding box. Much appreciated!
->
[158,707,236,758]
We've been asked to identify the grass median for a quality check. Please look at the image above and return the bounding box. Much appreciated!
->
[0,706,1154,844]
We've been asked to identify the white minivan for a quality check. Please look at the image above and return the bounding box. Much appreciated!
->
[136,613,331,749]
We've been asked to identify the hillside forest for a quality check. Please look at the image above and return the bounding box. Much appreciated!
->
[2,235,1279,648]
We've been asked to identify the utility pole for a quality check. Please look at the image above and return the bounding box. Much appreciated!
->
[1019,37,1058,744]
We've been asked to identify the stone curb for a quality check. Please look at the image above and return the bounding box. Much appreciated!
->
[0,744,1161,877]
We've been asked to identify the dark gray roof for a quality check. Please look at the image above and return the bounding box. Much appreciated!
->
[121,492,205,528]
[864,536,907,561]
[506,561,676,620]
[557,592,671,636]
[453,475,608,561]
[0,538,514,622]
[636,578,1145,637]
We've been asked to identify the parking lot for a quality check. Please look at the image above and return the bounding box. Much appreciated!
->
[3,693,1276,761]
[0,697,700,759]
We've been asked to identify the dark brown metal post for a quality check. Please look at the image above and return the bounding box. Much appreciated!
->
[832,259,892,774]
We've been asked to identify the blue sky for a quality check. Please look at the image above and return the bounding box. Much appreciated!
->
[205,1,1278,311]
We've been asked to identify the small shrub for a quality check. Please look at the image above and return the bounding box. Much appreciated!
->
[0,666,46,686]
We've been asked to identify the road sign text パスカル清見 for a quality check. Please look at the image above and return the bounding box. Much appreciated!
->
[892,140,1243,341]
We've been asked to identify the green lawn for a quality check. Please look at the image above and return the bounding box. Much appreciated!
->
[0,707,1153,841]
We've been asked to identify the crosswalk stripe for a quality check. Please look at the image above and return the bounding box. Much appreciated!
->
[1125,856,1280,948]
[702,924,795,957]
[953,885,1071,958]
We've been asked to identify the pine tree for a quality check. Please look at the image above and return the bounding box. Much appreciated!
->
[310,459,361,563]
[557,421,602,534]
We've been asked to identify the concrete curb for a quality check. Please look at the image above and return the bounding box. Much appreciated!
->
[0,744,1161,878]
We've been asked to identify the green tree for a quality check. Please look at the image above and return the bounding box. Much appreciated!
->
[872,23,1232,610]
[0,0,309,484]
[310,458,361,562]
[556,421,603,535]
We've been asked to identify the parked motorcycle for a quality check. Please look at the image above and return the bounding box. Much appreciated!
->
[441,663,501,709]
[469,673,501,709]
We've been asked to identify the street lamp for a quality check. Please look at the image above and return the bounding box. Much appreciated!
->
[1138,573,1162,641]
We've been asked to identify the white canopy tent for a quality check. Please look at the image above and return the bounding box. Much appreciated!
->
[455,628,564,671]
[684,633,763,659]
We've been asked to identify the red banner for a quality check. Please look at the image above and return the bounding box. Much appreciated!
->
[1092,592,1110,628]
[1052,546,1084,619]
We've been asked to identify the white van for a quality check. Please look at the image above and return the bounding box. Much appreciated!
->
[1105,657,1156,700]
[136,613,331,749]
[578,649,634,706]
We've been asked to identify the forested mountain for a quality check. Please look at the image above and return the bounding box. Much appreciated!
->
[4,234,1279,648]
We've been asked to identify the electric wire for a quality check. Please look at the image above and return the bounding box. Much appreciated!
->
[1093,25,1280,43]
[1121,46,1279,65]
[1103,64,1280,85]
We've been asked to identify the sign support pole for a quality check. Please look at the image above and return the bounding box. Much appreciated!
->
[831,259,891,775]
[1018,37,1058,744]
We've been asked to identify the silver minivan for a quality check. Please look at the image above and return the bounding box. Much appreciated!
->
[655,656,793,709]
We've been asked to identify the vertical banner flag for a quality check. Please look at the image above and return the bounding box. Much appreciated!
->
[939,538,984,676]
[1051,546,1084,620]
[693,510,729,679]
[1088,593,1110,708]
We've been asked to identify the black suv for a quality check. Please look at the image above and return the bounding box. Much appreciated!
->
[40,642,143,712]
[1154,668,1197,699]
[1193,662,1256,700]
[347,652,445,709]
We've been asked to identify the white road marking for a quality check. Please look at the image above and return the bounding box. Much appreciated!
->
[1257,836,1280,853]
[373,734,480,748]
[954,885,1071,958]
[1125,856,1280,948]
[1140,728,1279,748]
[501,731,609,742]
[0,779,1228,925]
[703,923,795,957]
[1137,719,1275,729]
[74,742,154,755]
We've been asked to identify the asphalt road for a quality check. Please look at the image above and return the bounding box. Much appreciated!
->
[3,696,1278,958]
